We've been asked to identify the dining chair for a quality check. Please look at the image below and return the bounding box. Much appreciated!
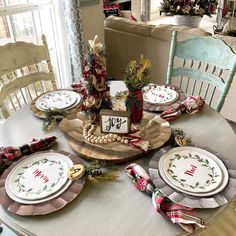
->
[0,35,57,118]
[166,31,236,112]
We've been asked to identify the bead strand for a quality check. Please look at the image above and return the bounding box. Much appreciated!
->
[83,124,129,144]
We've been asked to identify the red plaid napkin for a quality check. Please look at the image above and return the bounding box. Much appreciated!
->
[0,136,57,174]
[125,163,206,233]
[160,95,205,121]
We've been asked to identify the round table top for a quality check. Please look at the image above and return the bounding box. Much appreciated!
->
[0,81,236,236]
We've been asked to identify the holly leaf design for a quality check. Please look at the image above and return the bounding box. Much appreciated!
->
[32,161,39,166]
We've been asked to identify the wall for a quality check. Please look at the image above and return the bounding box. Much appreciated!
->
[81,1,105,48]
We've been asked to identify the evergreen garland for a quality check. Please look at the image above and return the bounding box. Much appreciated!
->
[42,109,69,132]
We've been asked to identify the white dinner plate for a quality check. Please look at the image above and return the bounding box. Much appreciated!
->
[35,90,79,111]
[5,152,73,201]
[143,85,179,104]
[158,147,228,197]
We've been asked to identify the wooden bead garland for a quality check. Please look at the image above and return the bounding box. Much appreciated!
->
[83,124,129,144]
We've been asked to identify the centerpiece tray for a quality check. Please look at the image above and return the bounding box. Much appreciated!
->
[59,113,171,163]
[0,150,86,216]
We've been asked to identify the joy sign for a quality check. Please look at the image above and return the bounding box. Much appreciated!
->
[100,109,131,134]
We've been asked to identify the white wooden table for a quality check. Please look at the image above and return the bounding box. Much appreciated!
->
[0,81,236,236]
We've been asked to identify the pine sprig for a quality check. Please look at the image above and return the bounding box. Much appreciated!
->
[87,171,119,184]
[86,160,119,183]
[42,109,69,132]
[172,128,192,146]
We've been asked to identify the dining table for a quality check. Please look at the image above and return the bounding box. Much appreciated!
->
[0,81,236,236]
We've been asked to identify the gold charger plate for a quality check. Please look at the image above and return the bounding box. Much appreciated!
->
[0,150,86,216]
[30,89,82,119]
[59,112,171,163]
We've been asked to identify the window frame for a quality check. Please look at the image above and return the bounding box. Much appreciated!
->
[0,0,72,88]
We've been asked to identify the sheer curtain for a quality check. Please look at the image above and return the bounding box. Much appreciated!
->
[141,0,151,22]
[63,0,85,82]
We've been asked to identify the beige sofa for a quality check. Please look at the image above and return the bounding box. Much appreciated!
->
[104,16,236,122]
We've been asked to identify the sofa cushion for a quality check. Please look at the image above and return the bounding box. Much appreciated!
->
[104,16,211,41]
[151,24,211,41]
[104,16,154,37]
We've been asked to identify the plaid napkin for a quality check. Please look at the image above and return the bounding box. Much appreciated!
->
[0,136,57,174]
[125,163,206,233]
[160,95,205,121]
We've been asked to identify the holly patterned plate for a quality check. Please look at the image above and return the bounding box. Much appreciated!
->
[6,153,72,200]
[159,147,226,194]
[143,85,179,105]
[35,90,78,111]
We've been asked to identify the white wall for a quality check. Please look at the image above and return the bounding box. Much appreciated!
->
[81,1,104,48]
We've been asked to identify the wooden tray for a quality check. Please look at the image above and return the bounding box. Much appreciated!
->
[143,84,186,112]
[59,113,171,163]
[0,150,86,216]
[30,89,82,119]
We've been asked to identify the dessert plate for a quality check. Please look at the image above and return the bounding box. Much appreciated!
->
[35,90,78,111]
[158,146,228,197]
[6,152,72,200]
[143,85,179,104]
[5,178,72,205]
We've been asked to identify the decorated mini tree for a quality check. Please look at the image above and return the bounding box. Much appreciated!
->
[72,35,112,122]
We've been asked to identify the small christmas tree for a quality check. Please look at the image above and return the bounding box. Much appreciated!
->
[72,35,112,122]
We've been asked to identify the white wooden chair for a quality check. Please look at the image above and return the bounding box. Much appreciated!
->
[0,35,57,118]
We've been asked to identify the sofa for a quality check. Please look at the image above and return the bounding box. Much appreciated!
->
[104,16,236,122]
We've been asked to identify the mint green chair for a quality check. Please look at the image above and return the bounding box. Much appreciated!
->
[167,31,236,112]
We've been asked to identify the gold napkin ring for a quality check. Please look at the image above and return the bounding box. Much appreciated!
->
[68,164,85,180]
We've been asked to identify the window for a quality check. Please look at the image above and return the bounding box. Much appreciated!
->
[0,0,70,87]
